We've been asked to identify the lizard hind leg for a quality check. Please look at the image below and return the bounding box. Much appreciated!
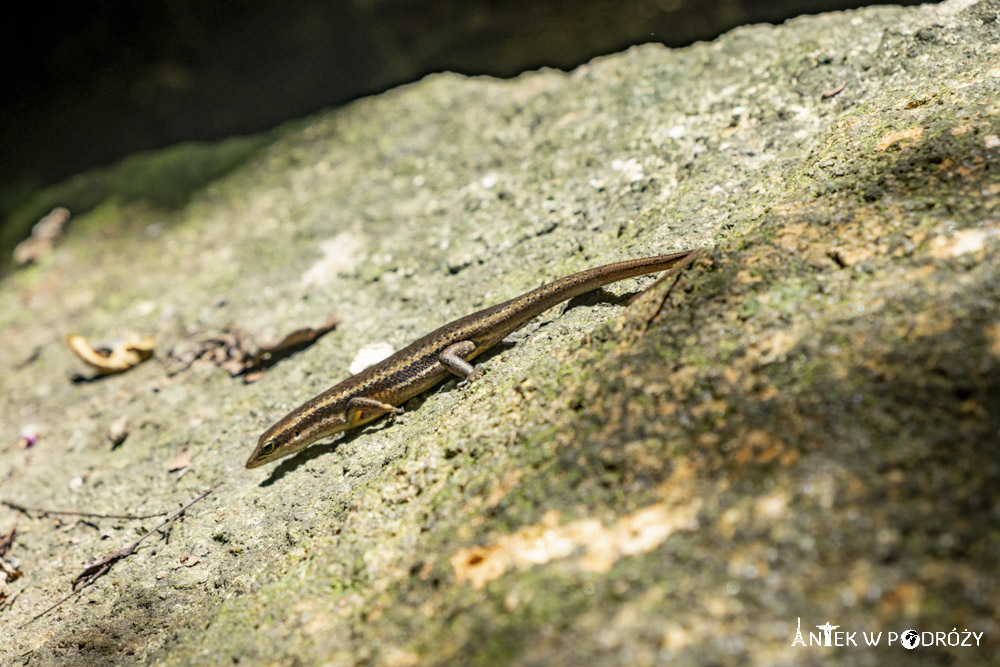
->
[344,395,404,427]
[440,341,483,388]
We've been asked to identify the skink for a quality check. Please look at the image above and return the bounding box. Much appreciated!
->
[247,249,699,468]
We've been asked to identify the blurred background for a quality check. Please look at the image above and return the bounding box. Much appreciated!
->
[1,0,928,258]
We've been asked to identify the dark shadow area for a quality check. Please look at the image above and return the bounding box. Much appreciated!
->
[565,286,636,311]
[70,372,120,385]
[0,132,275,271]
[1,0,934,260]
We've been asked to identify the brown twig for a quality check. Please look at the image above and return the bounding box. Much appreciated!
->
[822,81,847,99]
[1,500,167,521]
[21,484,218,626]
[14,345,43,370]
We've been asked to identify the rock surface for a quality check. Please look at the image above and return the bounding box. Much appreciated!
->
[1,0,998,664]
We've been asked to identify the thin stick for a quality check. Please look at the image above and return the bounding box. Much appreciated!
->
[21,484,219,626]
[2,500,167,521]
[20,579,91,626]
[635,247,704,334]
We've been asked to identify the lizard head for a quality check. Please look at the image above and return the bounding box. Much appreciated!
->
[246,407,347,469]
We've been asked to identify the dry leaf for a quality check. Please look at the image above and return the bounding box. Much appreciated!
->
[167,449,192,472]
[13,207,71,266]
[0,560,22,580]
[66,333,155,375]
[876,126,924,152]
[167,313,338,381]
[0,524,15,558]
[0,587,19,611]
[0,556,23,611]
[928,225,998,258]
[179,554,200,567]
[243,313,340,375]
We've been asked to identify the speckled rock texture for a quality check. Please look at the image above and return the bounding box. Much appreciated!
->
[1,0,998,664]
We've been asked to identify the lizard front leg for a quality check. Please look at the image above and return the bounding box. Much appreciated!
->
[439,341,483,388]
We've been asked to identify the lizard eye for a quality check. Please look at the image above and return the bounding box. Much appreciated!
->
[261,441,276,455]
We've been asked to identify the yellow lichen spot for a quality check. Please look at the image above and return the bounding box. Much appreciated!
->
[380,648,420,667]
[691,397,727,419]
[775,221,814,252]
[451,492,701,587]
[697,431,722,448]
[745,330,800,366]
[583,502,701,573]
[335,595,358,619]
[984,323,1000,359]
[754,491,789,520]
[300,609,335,636]
[830,245,876,266]
[485,469,523,508]
[928,227,994,258]
[661,623,692,649]
[722,367,741,385]
[881,581,924,618]
[450,544,507,590]
[733,428,786,464]
[779,450,801,465]
[755,385,779,401]
[704,596,729,618]
[931,221,1000,258]
[875,127,924,152]
[734,269,763,285]
[717,507,743,540]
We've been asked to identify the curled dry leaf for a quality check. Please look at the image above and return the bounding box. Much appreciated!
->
[66,333,155,375]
